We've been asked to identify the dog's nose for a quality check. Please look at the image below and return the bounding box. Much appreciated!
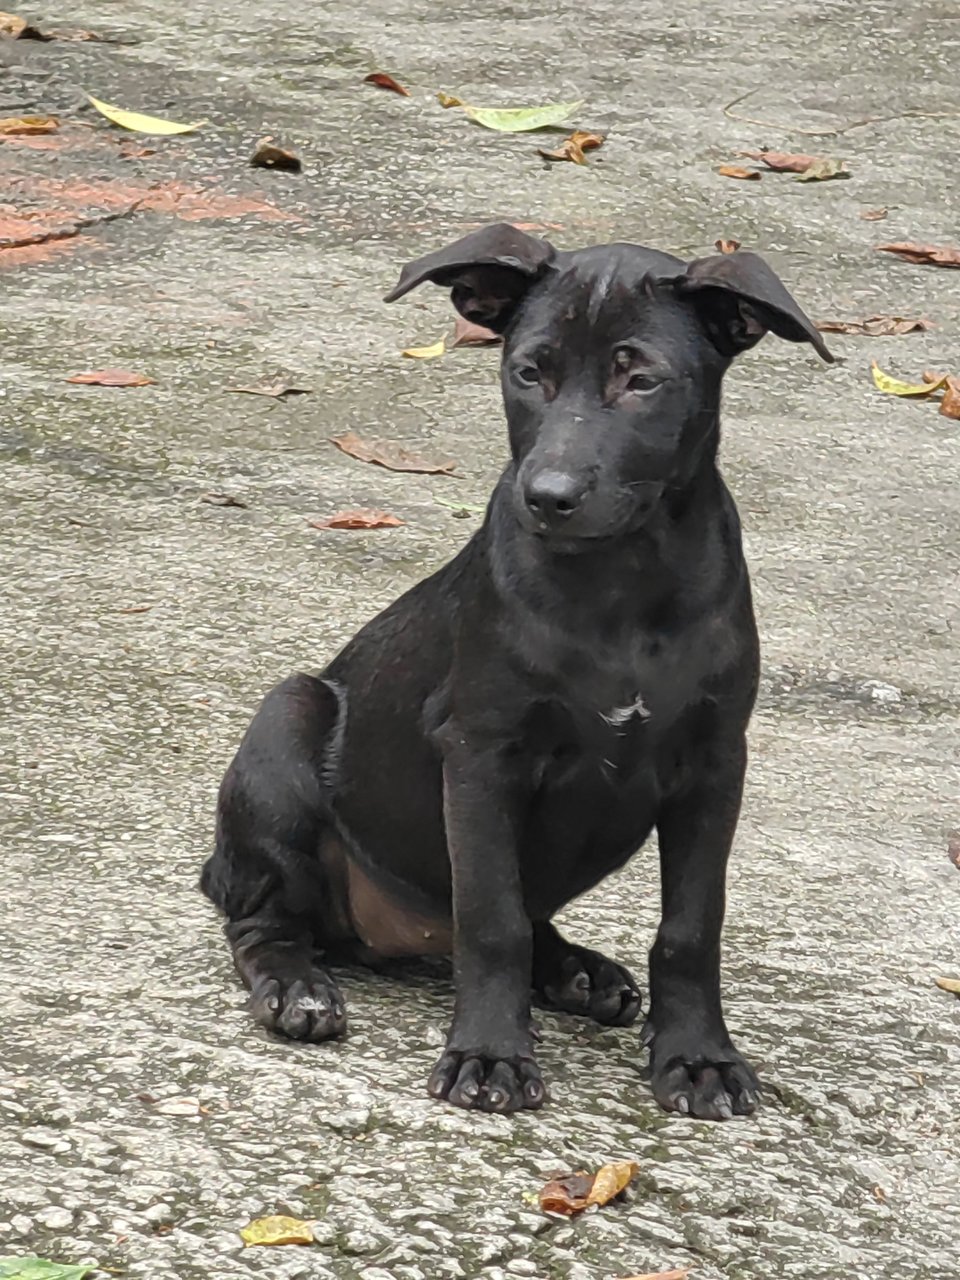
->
[523,470,585,524]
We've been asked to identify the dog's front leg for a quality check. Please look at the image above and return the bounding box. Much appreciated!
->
[646,734,760,1120]
[427,728,544,1113]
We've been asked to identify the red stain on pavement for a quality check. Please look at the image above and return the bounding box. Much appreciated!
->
[0,172,300,265]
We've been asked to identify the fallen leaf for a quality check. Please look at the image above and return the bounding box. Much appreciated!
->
[538,129,604,165]
[940,376,960,421]
[871,363,948,397]
[717,165,761,181]
[239,1215,315,1247]
[402,338,446,359]
[144,1095,203,1116]
[860,207,888,221]
[363,72,410,96]
[67,368,154,387]
[738,149,818,173]
[456,99,584,133]
[922,370,947,384]
[872,1185,887,1203]
[934,976,960,995]
[0,115,59,135]
[796,157,848,182]
[948,832,960,869]
[876,242,960,268]
[87,95,205,136]
[308,510,404,530]
[540,1160,639,1215]
[452,316,501,347]
[225,380,311,398]
[585,1160,640,1207]
[617,1271,691,1280]
[0,1259,94,1280]
[250,138,301,171]
[0,11,46,38]
[715,238,741,254]
[331,431,456,475]
[116,605,153,615]
[816,315,932,337]
[201,491,248,508]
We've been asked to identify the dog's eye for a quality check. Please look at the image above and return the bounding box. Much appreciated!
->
[515,364,541,386]
[626,372,662,393]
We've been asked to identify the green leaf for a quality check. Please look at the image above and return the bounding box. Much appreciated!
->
[795,156,847,182]
[87,95,205,135]
[459,100,583,133]
[0,1258,95,1280]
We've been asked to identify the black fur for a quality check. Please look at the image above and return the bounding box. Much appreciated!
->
[202,224,831,1117]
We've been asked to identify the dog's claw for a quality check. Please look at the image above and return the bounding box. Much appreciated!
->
[651,1045,759,1121]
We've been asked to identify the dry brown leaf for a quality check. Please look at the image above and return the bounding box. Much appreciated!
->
[452,316,502,348]
[948,831,960,870]
[240,1214,315,1247]
[116,605,153,615]
[363,72,410,96]
[331,430,456,475]
[250,138,302,172]
[717,165,761,181]
[816,315,932,337]
[225,380,311,398]
[934,976,960,995]
[538,129,604,165]
[872,1185,888,1203]
[618,1271,691,1280]
[67,368,154,387]
[738,149,817,173]
[0,114,59,135]
[939,376,960,421]
[200,491,248,508]
[715,238,741,254]
[437,91,463,108]
[860,207,888,221]
[876,242,960,268]
[0,10,46,38]
[308,510,404,530]
[540,1160,639,1215]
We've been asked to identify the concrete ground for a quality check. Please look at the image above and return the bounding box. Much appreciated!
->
[2,2,959,1278]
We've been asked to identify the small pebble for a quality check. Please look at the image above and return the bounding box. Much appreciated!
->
[36,1206,74,1230]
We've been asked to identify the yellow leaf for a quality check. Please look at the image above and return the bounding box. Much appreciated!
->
[458,100,584,133]
[871,362,948,398]
[437,92,463,108]
[239,1215,315,1247]
[87,95,205,135]
[935,976,960,995]
[584,1159,639,1207]
[401,338,446,359]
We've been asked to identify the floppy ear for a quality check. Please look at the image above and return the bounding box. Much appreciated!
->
[671,250,833,362]
[384,222,556,333]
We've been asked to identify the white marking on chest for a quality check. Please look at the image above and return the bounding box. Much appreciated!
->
[600,693,651,727]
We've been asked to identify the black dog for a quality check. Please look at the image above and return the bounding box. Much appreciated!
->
[201,224,831,1118]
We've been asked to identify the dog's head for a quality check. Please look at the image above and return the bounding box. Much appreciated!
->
[386,224,832,546]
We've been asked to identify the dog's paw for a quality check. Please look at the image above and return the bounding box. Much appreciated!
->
[648,1042,759,1120]
[537,946,642,1027]
[427,1049,545,1113]
[250,971,347,1043]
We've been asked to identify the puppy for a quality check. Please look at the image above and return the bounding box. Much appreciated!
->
[201,224,831,1116]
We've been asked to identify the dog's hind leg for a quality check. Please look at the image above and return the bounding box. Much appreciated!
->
[532,921,643,1027]
[200,673,350,1042]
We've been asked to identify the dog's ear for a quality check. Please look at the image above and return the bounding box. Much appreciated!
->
[671,250,833,362]
[384,223,555,332]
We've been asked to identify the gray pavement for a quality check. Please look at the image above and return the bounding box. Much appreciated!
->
[1,2,959,1278]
